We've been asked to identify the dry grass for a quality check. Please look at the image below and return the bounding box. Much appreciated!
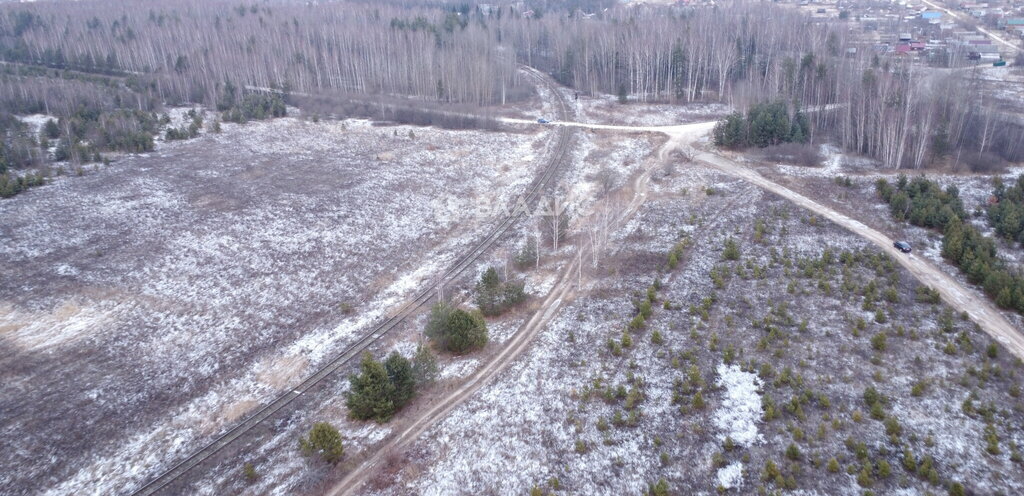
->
[256,353,311,390]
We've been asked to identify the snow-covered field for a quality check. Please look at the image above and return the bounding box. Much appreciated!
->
[0,115,555,495]
[367,163,1024,495]
[5,89,1024,496]
[573,93,730,127]
[161,120,670,495]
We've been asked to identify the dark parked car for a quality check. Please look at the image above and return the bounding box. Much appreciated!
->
[537,118,550,124]
[894,241,912,253]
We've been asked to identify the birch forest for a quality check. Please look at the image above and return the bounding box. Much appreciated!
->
[0,0,1020,173]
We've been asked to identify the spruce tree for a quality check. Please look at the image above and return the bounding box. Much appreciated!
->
[298,422,345,463]
[826,457,840,472]
[723,237,741,260]
[786,443,801,460]
[857,466,873,487]
[692,390,706,409]
[412,344,439,384]
[475,267,503,316]
[242,462,258,482]
[425,301,454,342]
[43,118,60,139]
[385,351,416,409]
[790,110,810,143]
[878,459,892,478]
[444,308,489,354]
[346,353,397,422]
[713,112,746,148]
[949,482,965,496]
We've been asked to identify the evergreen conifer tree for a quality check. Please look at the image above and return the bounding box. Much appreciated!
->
[346,353,397,422]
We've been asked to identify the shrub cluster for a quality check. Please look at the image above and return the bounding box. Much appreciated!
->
[222,92,286,123]
[712,101,810,149]
[0,112,41,174]
[298,422,345,464]
[165,109,203,140]
[474,267,526,317]
[426,302,489,354]
[876,175,1024,314]
[875,175,964,227]
[987,174,1024,246]
[75,108,158,154]
[346,351,417,423]
[0,170,45,198]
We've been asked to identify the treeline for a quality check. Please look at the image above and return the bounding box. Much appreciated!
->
[0,0,1019,172]
[0,67,162,192]
[712,101,810,149]
[220,91,286,124]
[0,106,159,198]
[0,0,524,107]
[0,0,833,107]
[0,75,288,199]
[876,175,1024,314]
[527,3,1021,168]
[522,3,842,107]
[62,107,157,155]
[832,62,1024,170]
[0,67,144,117]
[292,92,500,131]
[164,109,204,140]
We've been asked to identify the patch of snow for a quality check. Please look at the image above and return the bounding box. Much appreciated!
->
[387,339,419,358]
[575,93,730,127]
[713,363,764,447]
[440,358,479,380]
[716,461,744,489]
[17,114,56,136]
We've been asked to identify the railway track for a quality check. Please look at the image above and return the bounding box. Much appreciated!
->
[127,68,572,496]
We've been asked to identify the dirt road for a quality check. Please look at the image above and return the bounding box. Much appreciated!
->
[328,121,687,496]
[126,67,574,496]
[506,117,1024,362]
[329,247,581,496]
[621,119,1024,361]
[329,110,1024,496]
[691,150,1024,360]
